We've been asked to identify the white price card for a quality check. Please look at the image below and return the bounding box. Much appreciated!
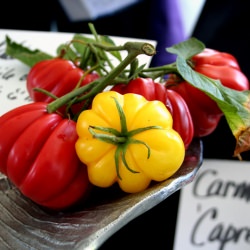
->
[174,159,250,250]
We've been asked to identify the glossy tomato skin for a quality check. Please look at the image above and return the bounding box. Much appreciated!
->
[169,79,222,137]
[26,58,99,114]
[111,78,158,101]
[168,48,250,137]
[163,89,194,149]
[191,49,249,115]
[111,78,194,149]
[0,102,91,210]
[0,102,47,175]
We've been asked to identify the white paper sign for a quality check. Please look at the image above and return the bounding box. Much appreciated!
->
[174,159,250,250]
[0,29,156,115]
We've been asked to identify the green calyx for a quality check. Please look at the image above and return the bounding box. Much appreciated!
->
[88,97,162,179]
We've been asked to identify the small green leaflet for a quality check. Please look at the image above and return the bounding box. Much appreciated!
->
[5,36,53,67]
[167,37,205,59]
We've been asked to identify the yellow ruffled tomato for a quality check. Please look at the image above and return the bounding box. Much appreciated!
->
[75,91,185,193]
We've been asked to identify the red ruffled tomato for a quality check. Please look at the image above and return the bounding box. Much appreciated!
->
[26,58,99,115]
[0,102,91,211]
[167,48,249,137]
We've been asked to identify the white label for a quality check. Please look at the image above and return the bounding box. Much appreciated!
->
[174,159,250,250]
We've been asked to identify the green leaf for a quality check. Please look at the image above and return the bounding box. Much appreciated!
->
[176,55,250,156]
[99,35,122,62]
[71,33,96,56]
[74,33,122,61]
[56,44,75,59]
[167,37,205,59]
[5,35,53,67]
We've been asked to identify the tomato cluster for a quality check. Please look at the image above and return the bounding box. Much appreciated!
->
[1,42,249,211]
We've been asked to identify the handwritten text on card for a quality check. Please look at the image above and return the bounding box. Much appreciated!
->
[174,159,250,250]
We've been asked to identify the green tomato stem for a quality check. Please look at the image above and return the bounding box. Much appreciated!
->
[89,126,127,144]
[46,42,156,114]
[139,63,180,80]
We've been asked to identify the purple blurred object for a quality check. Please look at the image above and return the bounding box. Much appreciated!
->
[149,0,185,66]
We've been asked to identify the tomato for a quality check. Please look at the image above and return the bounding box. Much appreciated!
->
[168,48,249,137]
[26,58,99,114]
[0,102,91,211]
[75,91,185,193]
[164,89,194,149]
